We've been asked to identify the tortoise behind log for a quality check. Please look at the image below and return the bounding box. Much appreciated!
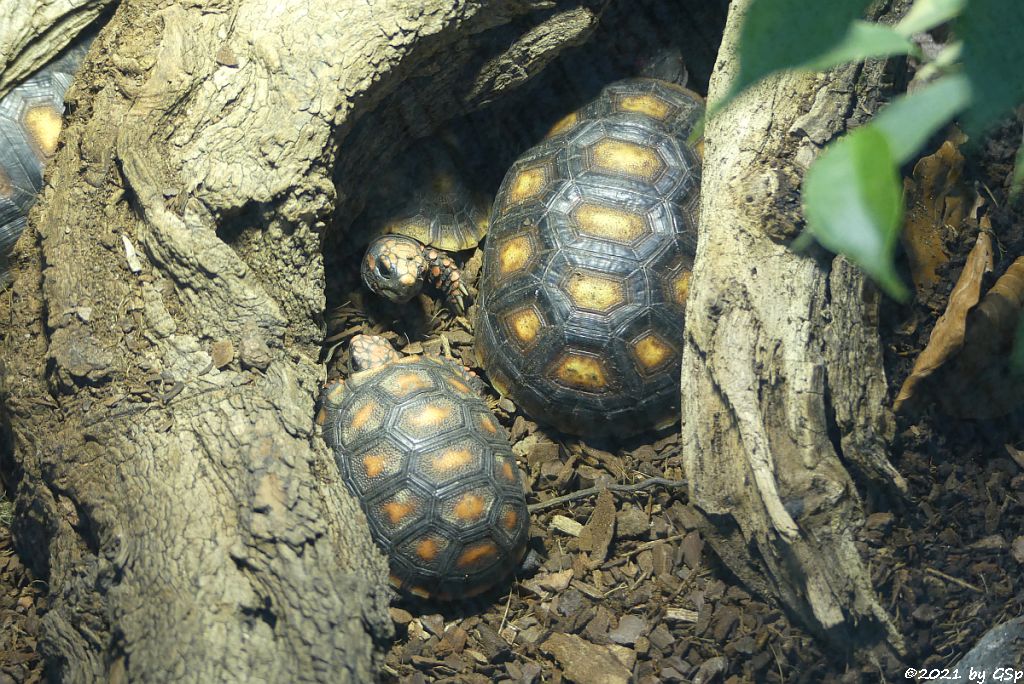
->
[0,36,91,282]
[359,136,488,312]
[317,335,529,600]
[474,79,704,437]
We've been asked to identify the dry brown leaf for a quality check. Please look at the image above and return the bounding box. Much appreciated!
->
[1007,444,1024,470]
[937,256,1024,418]
[894,229,994,413]
[901,134,973,295]
[536,568,574,592]
[577,488,616,568]
[964,257,1024,351]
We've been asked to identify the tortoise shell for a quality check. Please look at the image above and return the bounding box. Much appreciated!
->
[0,35,90,281]
[475,79,703,437]
[360,136,489,253]
[318,353,529,599]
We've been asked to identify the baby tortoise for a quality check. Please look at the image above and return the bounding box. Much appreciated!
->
[360,136,487,312]
[361,235,471,312]
[475,79,704,437]
[0,34,92,282]
[318,335,528,599]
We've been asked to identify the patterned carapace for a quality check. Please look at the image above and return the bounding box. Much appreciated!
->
[318,335,529,599]
[475,79,703,437]
[0,34,91,282]
[359,137,487,312]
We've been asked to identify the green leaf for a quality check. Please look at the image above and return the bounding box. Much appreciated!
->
[914,40,962,82]
[958,0,1024,134]
[871,73,972,162]
[806,21,919,70]
[687,115,706,148]
[715,2,917,116]
[803,126,909,300]
[1012,316,1024,377]
[1012,141,1024,197]
[726,0,872,104]
[895,0,967,36]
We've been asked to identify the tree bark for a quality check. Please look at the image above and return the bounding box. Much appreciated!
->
[681,0,908,662]
[0,0,602,680]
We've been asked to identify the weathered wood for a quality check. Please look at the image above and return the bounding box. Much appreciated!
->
[0,0,113,99]
[680,0,907,661]
[949,617,1024,684]
[330,2,605,235]
[0,0,602,680]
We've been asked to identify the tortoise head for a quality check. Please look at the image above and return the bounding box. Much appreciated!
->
[636,46,687,86]
[362,235,427,304]
[349,334,402,372]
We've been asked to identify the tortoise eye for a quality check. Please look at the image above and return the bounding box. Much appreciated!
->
[376,260,392,277]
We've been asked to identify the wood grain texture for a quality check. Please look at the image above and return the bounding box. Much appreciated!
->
[0,0,113,100]
[0,0,600,680]
[680,0,907,662]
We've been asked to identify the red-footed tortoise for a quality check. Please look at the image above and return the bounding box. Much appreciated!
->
[317,335,529,599]
[0,34,91,282]
[474,79,704,437]
[359,136,488,312]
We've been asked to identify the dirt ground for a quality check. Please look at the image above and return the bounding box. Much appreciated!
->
[2,2,1023,681]
[316,100,1024,683]
[324,203,1024,683]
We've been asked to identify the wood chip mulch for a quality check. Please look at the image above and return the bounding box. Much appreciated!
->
[0,510,44,684]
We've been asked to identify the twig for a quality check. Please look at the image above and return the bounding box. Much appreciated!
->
[674,558,702,598]
[925,567,983,593]
[527,477,686,513]
[498,586,515,643]
[82,376,249,427]
[618,533,687,561]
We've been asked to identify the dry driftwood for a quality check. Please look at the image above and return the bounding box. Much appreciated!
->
[681,0,908,662]
[0,0,603,680]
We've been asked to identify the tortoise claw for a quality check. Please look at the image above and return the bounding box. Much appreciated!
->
[450,282,470,314]
[423,246,468,313]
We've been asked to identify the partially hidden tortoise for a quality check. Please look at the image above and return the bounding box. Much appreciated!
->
[359,135,488,312]
[474,78,704,437]
[0,34,92,282]
[317,334,529,599]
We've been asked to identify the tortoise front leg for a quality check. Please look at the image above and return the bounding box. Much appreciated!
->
[423,246,469,313]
